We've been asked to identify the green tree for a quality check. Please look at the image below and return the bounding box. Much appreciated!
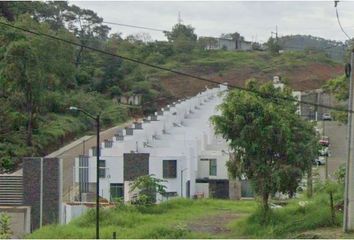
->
[323,75,348,122]
[0,16,76,147]
[165,24,197,53]
[130,175,167,205]
[211,81,318,211]
[266,37,281,55]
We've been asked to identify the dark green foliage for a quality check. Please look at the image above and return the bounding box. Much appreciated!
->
[278,34,346,62]
[130,175,167,205]
[165,24,197,53]
[211,81,318,210]
[266,37,281,55]
[0,213,12,239]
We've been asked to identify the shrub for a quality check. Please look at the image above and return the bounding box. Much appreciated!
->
[0,213,12,239]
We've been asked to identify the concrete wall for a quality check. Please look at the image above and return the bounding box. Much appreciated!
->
[0,206,31,238]
[217,38,236,50]
[123,153,149,181]
[240,41,252,51]
[23,157,62,231]
[63,204,88,224]
[46,121,133,202]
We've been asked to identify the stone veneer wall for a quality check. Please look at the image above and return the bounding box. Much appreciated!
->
[123,153,149,181]
[209,179,229,199]
[23,158,61,231]
[23,158,40,231]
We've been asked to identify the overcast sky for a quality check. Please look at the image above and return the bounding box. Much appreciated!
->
[72,1,354,43]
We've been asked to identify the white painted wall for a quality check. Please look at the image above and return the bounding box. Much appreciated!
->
[64,204,89,224]
[73,84,230,202]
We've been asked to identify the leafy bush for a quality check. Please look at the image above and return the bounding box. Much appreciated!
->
[0,213,12,239]
[129,175,167,206]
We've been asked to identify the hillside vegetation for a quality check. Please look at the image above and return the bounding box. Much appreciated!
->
[0,2,343,172]
[278,34,347,62]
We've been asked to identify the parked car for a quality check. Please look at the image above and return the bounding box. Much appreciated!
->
[319,147,330,157]
[322,113,332,121]
[313,156,326,166]
[319,136,330,146]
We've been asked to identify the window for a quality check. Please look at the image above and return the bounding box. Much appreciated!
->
[209,159,217,176]
[163,160,177,178]
[92,147,102,157]
[99,160,106,178]
[104,140,113,148]
[110,183,124,200]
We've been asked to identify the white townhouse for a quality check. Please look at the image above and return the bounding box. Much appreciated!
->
[73,84,236,204]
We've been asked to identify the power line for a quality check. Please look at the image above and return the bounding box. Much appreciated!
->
[335,1,352,41]
[0,20,351,114]
[102,21,169,33]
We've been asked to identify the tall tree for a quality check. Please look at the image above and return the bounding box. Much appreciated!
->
[164,24,197,53]
[211,81,318,210]
[266,37,281,55]
[0,16,76,148]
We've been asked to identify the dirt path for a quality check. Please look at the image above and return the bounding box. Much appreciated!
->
[188,212,248,236]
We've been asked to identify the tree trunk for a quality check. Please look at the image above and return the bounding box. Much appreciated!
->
[330,191,335,224]
[262,192,269,211]
[75,46,84,68]
[26,84,33,147]
[307,166,313,198]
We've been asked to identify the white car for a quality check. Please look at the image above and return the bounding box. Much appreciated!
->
[319,147,330,157]
[322,113,332,121]
[314,156,326,166]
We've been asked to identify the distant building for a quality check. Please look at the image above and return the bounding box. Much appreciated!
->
[203,36,253,51]
[120,94,142,105]
[273,75,284,91]
[272,76,302,115]
[272,76,344,120]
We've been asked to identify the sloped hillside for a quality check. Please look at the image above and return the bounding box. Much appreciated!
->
[158,50,343,98]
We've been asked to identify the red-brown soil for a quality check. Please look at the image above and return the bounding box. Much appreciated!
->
[160,63,343,98]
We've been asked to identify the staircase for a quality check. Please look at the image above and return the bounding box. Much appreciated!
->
[0,176,23,205]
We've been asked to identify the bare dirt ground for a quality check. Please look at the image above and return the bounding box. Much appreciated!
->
[187,212,248,236]
[160,63,343,99]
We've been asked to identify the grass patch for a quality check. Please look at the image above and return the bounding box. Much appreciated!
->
[229,192,343,238]
[27,198,256,239]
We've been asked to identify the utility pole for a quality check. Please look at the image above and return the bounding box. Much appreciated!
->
[96,114,100,239]
[178,11,183,25]
[323,120,328,180]
[271,25,278,41]
[69,107,100,239]
[344,49,354,232]
[180,168,187,197]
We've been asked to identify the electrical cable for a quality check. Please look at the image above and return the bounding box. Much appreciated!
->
[335,3,352,41]
[0,20,351,114]
[102,21,169,33]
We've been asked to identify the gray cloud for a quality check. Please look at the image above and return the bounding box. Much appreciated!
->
[72,1,354,42]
